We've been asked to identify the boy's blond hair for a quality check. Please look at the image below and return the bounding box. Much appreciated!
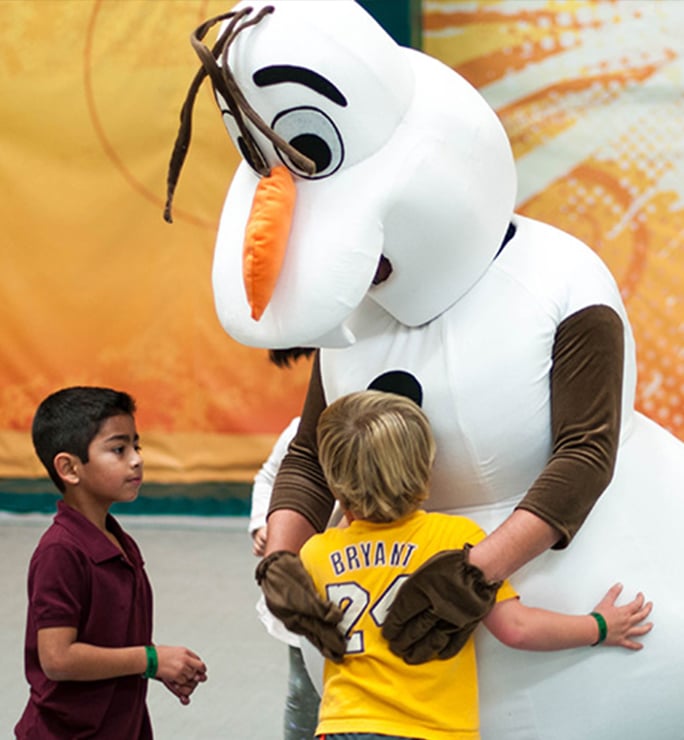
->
[316,390,435,522]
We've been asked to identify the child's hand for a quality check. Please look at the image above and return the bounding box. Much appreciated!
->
[160,673,207,705]
[593,583,653,650]
[155,645,208,696]
[252,526,267,557]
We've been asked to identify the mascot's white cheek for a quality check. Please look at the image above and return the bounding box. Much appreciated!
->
[212,164,384,349]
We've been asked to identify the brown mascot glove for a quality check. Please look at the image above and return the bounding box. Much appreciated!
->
[381,544,501,664]
[255,551,347,663]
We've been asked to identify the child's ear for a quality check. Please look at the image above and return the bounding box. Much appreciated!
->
[53,453,80,486]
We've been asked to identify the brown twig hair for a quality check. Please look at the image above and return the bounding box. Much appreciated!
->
[164,5,316,223]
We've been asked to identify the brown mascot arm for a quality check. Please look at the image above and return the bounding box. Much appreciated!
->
[385,305,625,663]
[257,353,341,653]
[266,351,335,552]
[514,304,624,548]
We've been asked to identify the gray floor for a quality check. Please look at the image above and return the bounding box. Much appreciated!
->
[0,513,290,739]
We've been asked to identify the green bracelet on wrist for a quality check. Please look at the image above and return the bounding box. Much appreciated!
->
[142,645,158,679]
[590,612,607,646]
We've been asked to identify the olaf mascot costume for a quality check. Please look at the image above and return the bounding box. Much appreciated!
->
[165,2,684,738]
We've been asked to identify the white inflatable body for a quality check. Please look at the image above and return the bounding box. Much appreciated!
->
[199,2,684,737]
[307,215,684,739]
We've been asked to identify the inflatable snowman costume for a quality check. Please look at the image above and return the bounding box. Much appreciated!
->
[166,2,684,737]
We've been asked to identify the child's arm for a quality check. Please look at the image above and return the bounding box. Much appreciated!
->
[37,627,207,687]
[484,583,653,651]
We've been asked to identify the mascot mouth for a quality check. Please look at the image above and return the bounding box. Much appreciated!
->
[372,255,393,285]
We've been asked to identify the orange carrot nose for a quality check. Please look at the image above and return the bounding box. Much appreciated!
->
[243,165,296,321]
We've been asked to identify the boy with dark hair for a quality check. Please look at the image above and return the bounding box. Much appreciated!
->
[15,386,207,739]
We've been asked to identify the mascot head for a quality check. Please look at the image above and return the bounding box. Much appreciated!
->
[166,0,517,348]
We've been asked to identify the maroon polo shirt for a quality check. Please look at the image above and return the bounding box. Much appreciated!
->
[15,500,154,739]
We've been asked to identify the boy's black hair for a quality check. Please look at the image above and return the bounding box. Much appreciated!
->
[32,386,136,493]
[268,347,315,368]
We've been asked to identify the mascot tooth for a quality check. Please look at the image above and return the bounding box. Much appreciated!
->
[166,1,684,738]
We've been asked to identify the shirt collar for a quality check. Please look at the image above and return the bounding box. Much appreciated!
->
[54,500,140,565]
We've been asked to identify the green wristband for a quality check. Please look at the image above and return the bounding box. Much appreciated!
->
[142,645,158,679]
[590,612,607,646]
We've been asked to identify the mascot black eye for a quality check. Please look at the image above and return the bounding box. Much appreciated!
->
[272,107,344,179]
[215,91,268,176]
[235,133,268,174]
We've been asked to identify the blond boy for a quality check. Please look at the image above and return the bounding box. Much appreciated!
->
[289,390,653,740]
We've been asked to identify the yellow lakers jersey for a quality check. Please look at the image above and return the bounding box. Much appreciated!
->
[300,510,517,740]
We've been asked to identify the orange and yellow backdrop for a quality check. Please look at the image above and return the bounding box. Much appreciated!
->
[2,1,683,506]
[426,0,684,439]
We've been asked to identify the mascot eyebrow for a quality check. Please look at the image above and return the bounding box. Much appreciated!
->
[253,65,348,107]
[163,5,316,223]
